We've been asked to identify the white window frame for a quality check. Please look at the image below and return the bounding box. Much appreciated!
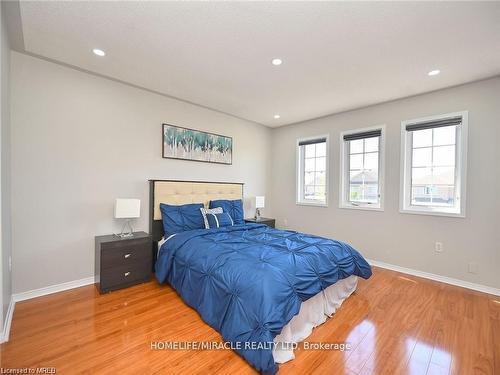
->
[296,134,329,207]
[339,125,385,211]
[400,111,468,218]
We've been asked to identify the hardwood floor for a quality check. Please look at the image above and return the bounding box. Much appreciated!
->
[1,267,498,374]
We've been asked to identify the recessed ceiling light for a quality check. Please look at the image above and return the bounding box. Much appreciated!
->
[92,48,106,57]
[274,114,281,119]
[271,58,282,66]
[428,69,440,76]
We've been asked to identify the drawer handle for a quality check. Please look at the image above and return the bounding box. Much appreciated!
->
[124,253,131,259]
[124,272,131,277]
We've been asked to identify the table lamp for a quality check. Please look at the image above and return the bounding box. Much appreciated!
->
[255,196,265,220]
[114,198,140,238]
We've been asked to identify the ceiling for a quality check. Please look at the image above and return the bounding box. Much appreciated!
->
[12,1,500,127]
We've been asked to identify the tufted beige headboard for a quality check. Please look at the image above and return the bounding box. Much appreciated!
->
[148,180,244,256]
[152,180,243,220]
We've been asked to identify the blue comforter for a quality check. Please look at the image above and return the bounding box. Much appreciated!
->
[156,224,371,374]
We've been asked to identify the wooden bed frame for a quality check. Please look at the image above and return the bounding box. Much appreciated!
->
[148,179,244,266]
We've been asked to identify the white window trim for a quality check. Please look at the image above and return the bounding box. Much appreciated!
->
[296,134,330,207]
[399,111,468,218]
[339,125,385,211]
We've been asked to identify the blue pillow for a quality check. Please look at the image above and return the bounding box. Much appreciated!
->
[209,199,244,224]
[159,203,205,237]
[206,212,234,228]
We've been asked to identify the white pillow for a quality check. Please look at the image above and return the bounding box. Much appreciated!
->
[200,207,223,229]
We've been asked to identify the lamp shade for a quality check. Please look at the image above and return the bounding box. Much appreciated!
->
[114,199,140,219]
[255,196,265,209]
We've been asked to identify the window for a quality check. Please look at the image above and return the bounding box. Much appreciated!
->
[297,135,329,206]
[340,126,385,210]
[400,111,468,217]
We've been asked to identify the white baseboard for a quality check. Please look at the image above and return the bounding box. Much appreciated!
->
[368,259,500,297]
[12,276,95,302]
[1,297,15,343]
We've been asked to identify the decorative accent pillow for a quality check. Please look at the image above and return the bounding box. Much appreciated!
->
[200,207,223,229]
[206,212,234,229]
[209,199,244,225]
[159,203,205,237]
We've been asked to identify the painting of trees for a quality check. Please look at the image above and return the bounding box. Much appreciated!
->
[162,124,232,164]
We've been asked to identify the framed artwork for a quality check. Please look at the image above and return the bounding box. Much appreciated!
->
[162,124,232,165]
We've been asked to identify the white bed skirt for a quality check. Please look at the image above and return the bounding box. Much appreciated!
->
[272,275,358,363]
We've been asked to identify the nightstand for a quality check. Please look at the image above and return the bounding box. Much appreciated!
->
[244,217,276,228]
[95,231,152,293]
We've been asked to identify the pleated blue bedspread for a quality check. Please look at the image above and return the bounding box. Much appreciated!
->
[156,223,372,374]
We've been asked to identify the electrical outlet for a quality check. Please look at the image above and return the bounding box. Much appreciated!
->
[435,242,443,253]
[8,256,12,271]
[468,262,478,274]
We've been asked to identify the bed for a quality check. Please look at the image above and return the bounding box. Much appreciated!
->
[149,180,372,374]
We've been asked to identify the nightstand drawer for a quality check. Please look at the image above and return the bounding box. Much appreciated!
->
[100,261,151,291]
[101,243,150,269]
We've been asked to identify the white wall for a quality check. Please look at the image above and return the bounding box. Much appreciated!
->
[271,77,500,289]
[0,3,13,329]
[10,50,500,294]
[11,52,272,294]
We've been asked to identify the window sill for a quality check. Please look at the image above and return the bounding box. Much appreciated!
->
[399,207,465,218]
[340,203,383,212]
[296,201,328,208]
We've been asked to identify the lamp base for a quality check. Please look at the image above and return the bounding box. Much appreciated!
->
[115,219,134,238]
[254,208,261,220]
